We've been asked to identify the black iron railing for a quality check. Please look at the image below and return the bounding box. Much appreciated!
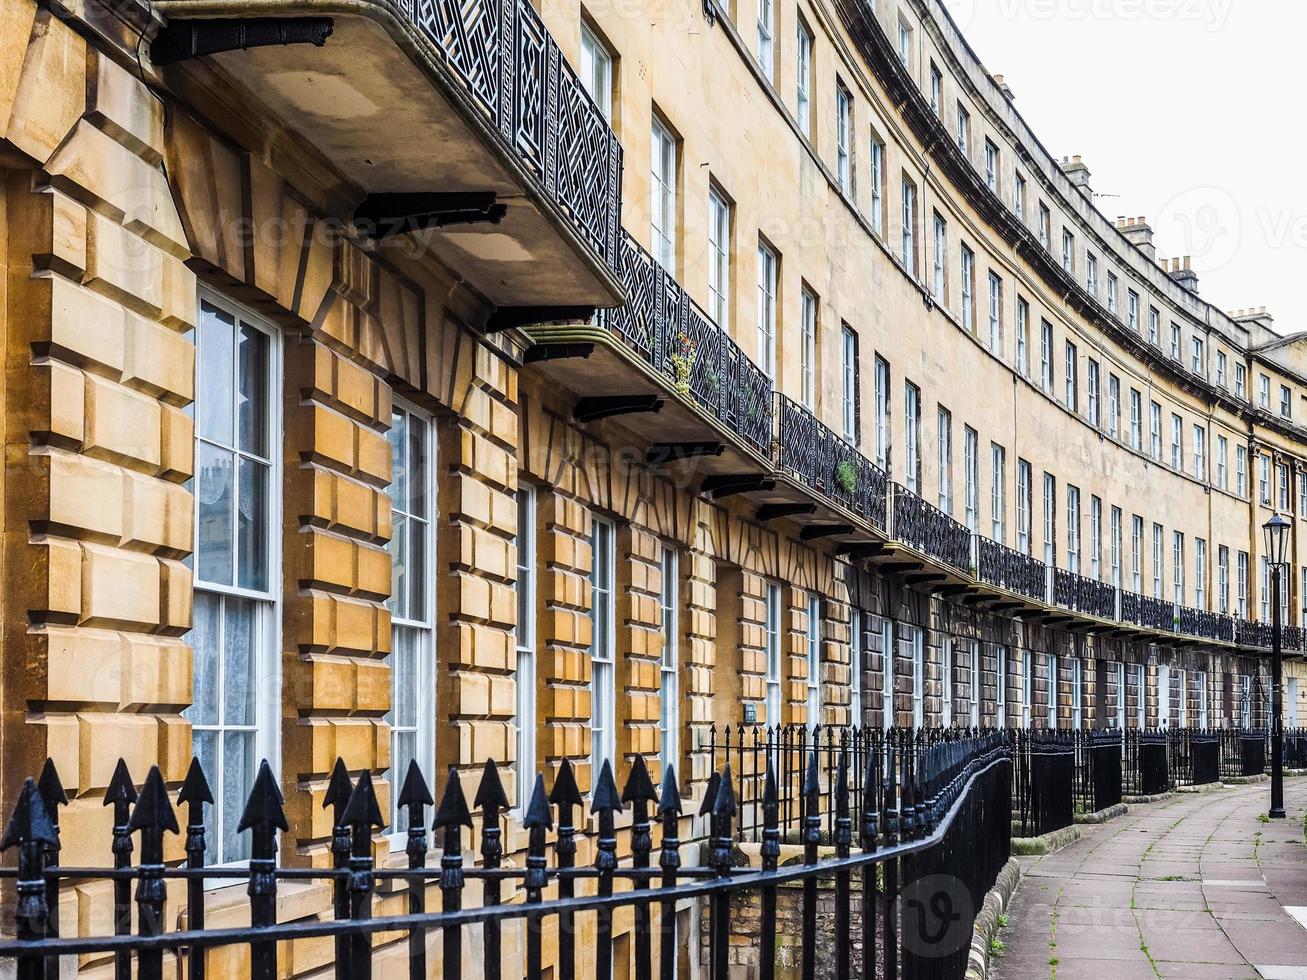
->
[891,484,971,571]
[1177,606,1224,641]
[1118,590,1173,632]
[400,0,623,269]
[601,231,772,455]
[1052,568,1116,619]
[975,537,1047,601]
[774,395,888,530]
[0,739,1011,980]
[1072,729,1123,814]
[1239,618,1273,648]
[1010,729,1074,837]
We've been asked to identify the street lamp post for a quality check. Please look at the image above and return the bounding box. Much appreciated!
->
[1263,512,1290,820]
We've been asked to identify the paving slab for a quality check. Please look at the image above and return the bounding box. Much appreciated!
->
[993,778,1307,980]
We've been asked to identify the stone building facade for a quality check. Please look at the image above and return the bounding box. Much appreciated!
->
[0,0,1301,972]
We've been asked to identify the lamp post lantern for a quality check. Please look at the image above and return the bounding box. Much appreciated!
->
[1263,512,1290,820]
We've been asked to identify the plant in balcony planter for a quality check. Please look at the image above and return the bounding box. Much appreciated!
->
[834,459,858,496]
[669,330,698,395]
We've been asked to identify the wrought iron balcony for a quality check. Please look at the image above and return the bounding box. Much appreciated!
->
[1178,606,1225,641]
[1053,568,1116,619]
[1238,619,1272,648]
[600,231,773,456]
[891,485,971,571]
[155,0,624,306]
[975,537,1047,602]
[1119,589,1175,632]
[774,395,888,529]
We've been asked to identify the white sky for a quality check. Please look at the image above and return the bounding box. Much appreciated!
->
[944,0,1307,334]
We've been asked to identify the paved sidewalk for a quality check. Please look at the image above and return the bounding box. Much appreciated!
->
[993,777,1307,980]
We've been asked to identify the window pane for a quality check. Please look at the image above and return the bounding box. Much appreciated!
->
[407,519,427,621]
[222,730,255,862]
[236,457,268,591]
[197,443,235,586]
[222,597,256,726]
[407,418,427,520]
[198,301,234,444]
[390,411,408,516]
[391,513,409,619]
[187,592,222,726]
[237,323,268,456]
[393,628,417,728]
[192,729,218,859]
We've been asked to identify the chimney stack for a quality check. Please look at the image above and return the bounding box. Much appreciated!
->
[1230,307,1275,334]
[1060,155,1092,197]
[1166,256,1199,295]
[992,73,1015,101]
[1116,216,1156,261]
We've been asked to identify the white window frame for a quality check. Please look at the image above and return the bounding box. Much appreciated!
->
[905,381,921,493]
[988,271,1002,352]
[515,484,537,813]
[795,19,812,135]
[835,83,853,194]
[850,608,863,725]
[757,240,777,378]
[707,186,731,327]
[579,25,613,121]
[964,426,979,532]
[1021,651,1032,727]
[991,443,1006,543]
[938,406,953,515]
[910,627,924,727]
[801,287,818,411]
[766,583,783,726]
[901,176,917,275]
[757,0,774,78]
[996,645,1008,727]
[933,213,947,301]
[882,619,895,730]
[589,517,617,775]
[190,290,283,868]
[651,118,677,272]
[659,546,680,774]
[1048,654,1059,728]
[841,323,858,443]
[940,640,954,727]
[806,593,822,725]
[969,641,981,727]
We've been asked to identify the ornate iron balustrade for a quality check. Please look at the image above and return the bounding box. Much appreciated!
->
[1119,589,1175,632]
[1052,568,1116,619]
[891,484,971,571]
[601,232,772,455]
[1239,618,1272,648]
[975,537,1047,602]
[1178,606,1223,641]
[1286,625,1306,650]
[400,0,622,269]
[774,395,888,529]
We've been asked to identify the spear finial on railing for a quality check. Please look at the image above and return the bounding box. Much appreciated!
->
[593,759,624,980]
[103,759,138,980]
[434,768,472,980]
[656,764,683,980]
[176,758,211,980]
[2,777,57,980]
[129,766,178,980]
[238,760,287,980]
[396,759,433,980]
[708,764,737,980]
[341,769,383,980]
[322,758,353,969]
[522,774,552,979]
[36,757,67,979]
[475,759,510,980]
[549,758,584,980]
[623,755,659,980]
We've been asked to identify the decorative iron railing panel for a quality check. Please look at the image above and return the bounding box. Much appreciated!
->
[600,232,773,456]
[1238,618,1272,648]
[774,395,888,530]
[403,0,622,269]
[1178,606,1223,641]
[891,484,971,571]
[1119,590,1175,632]
[1052,568,1115,619]
[975,537,1046,601]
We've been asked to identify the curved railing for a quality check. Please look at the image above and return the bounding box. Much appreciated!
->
[600,231,773,455]
[975,537,1047,602]
[401,0,623,268]
[775,394,888,530]
[892,485,971,571]
[1119,590,1172,632]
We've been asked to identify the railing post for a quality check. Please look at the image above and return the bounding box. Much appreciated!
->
[523,774,552,980]
[323,758,353,977]
[397,759,434,980]
[592,760,623,980]
[240,760,289,980]
[35,759,66,980]
[475,759,510,980]
[709,764,736,980]
[882,739,900,980]
[103,759,138,980]
[177,757,212,980]
[622,756,658,980]
[759,756,780,980]
[657,765,684,980]
[800,751,821,980]
[128,766,178,980]
[548,759,583,980]
[833,751,852,980]
[434,768,472,980]
[860,739,881,980]
[2,778,57,980]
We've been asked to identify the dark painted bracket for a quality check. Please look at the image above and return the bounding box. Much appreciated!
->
[353,192,507,239]
[646,442,724,466]
[152,17,333,65]
[800,524,854,541]
[701,475,775,499]
[758,503,817,523]
[485,306,596,333]
[573,395,663,423]
[524,343,593,364]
